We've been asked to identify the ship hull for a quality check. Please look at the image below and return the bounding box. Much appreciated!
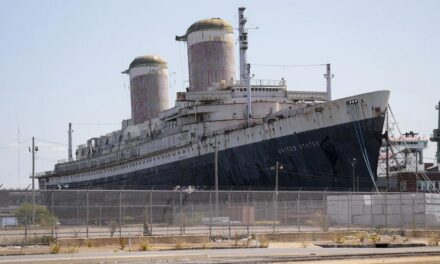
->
[45,115,384,191]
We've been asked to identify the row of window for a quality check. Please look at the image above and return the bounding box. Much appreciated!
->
[417,181,440,191]
[53,118,297,184]
[232,88,282,92]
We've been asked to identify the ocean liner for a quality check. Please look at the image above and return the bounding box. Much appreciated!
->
[37,8,389,190]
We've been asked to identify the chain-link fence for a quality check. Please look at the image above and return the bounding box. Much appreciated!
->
[1,190,439,242]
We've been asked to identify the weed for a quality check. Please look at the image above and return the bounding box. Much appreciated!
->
[66,246,78,254]
[86,240,93,248]
[119,237,127,250]
[309,209,328,231]
[108,221,117,237]
[374,226,386,235]
[202,242,210,249]
[333,233,344,243]
[429,233,440,246]
[50,243,60,254]
[138,239,151,251]
[370,234,381,243]
[259,235,269,248]
[174,239,184,250]
[26,235,54,245]
[356,232,366,242]
[234,233,239,247]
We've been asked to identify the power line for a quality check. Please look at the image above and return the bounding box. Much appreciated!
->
[0,138,31,150]
[72,122,120,126]
[36,156,61,162]
[252,63,326,68]
[0,160,31,180]
[35,138,67,146]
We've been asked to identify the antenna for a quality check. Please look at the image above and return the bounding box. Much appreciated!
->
[239,7,252,125]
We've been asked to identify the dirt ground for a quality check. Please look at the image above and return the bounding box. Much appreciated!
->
[284,256,440,264]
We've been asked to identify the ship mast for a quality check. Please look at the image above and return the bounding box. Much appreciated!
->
[238,7,252,125]
[324,64,334,101]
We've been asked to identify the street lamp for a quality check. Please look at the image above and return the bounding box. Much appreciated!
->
[30,137,38,224]
[271,161,283,232]
[351,158,357,192]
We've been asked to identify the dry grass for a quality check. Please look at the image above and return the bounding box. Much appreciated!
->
[86,240,93,248]
[356,232,367,242]
[333,233,344,243]
[202,242,210,249]
[119,238,127,250]
[50,243,60,254]
[138,239,152,251]
[173,238,184,250]
[259,235,269,248]
[65,246,79,254]
[369,234,381,243]
[429,233,440,246]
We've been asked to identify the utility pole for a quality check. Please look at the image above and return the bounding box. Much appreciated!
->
[275,161,279,197]
[430,101,440,167]
[68,123,73,161]
[351,158,357,192]
[272,161,283,232]
[324,64,334,101]
[31,137,36,224]
[18,127,21,187]
[386,109,390,191]
[214,142,219,217]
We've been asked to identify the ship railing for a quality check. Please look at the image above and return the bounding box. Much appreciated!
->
[233,79,287,87]
[287,90,327,101]
[263,102,316,123]
[34,171,54,178]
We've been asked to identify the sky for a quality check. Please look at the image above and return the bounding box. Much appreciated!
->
[0,0,439,189]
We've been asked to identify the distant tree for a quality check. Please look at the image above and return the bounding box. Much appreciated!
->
[14,203,58,227]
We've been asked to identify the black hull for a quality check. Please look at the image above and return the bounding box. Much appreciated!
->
[46,116,384,191]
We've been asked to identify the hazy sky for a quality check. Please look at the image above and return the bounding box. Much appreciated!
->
[0,0,439,189]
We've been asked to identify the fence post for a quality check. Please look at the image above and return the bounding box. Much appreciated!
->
[272,191,276,233]
[86,189,89,238]
[119,190,122,239]
[297,191,301,232]
[385,192,388,231]
[246,190,250,236]
[99,206,102,226]
[209,190,212,238]
[400,191,403,231]
[76,191,80,226]
[228,191,231,239]
[323,191,327,231]
[424,192,427,229]
[51,191,54,239]
[370,193,373,232]
[180,188,184,235]
[347,192,351,231]
[412,193,415,231]
[149,190,153,235]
